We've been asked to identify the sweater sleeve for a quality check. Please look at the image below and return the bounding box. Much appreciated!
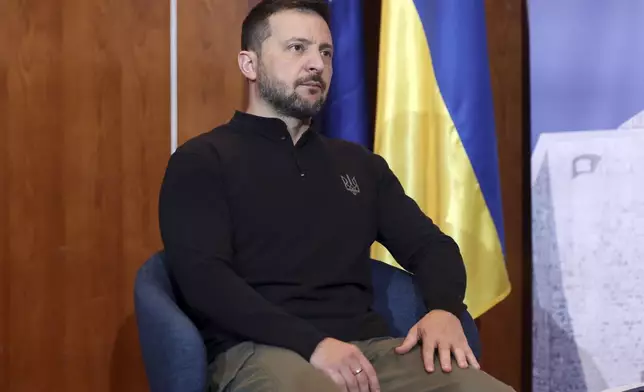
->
[159,148,327,360]
[372,154,467,316]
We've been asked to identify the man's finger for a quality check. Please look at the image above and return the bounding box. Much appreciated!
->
[338,364,361,392]
[452,347,469,369]
[421,337,437,373]
[356,354,381,392]
[466,349,481,370]
[346,357,370,392]
[326,369,348,392]
[395,326,419,355]
[438,343,452,373]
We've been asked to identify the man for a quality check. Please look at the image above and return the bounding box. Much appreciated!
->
[159,1,514,391]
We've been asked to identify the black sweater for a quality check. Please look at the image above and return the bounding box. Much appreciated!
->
[158,111,466,362]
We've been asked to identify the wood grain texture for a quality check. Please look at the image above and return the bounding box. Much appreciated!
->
[1,0,170,390]
[2,2,66,389]
[0,3,12,391]
[178,0,250,143]
[478,0,529,390]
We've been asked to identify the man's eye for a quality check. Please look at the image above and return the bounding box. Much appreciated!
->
[290,44,304,52]
[321,50,333,58]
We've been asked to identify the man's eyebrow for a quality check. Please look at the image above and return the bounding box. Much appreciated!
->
[319,42,333,51]
[285,37,334,51]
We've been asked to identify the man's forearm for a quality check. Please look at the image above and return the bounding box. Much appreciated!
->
[405,238,467,316]
[167,248,328,359]
[159,149,328,359]
[372,153,467,316]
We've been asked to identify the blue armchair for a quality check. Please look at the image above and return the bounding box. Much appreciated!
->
[134,252,480,392]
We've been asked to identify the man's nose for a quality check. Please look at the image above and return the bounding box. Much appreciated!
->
[306,51,325,73]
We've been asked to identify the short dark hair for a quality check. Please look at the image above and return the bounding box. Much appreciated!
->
[241,0,330,53]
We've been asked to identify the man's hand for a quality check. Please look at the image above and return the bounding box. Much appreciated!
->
[310,337,380,392]
[394,310,480,373]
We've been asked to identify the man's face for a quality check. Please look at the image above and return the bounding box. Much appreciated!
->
[256,10,333,119]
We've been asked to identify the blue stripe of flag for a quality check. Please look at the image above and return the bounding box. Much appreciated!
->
[412,0,506,251]
[320,0,370,148]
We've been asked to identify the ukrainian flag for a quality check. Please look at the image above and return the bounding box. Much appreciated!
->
[321,0,370,147]
[370,0,511,318]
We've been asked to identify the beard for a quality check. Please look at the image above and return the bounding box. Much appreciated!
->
[257,63,327,119]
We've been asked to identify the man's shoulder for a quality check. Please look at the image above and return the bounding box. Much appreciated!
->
[174,121,239,157]
[317,134,389,171]
[318,134,373,159]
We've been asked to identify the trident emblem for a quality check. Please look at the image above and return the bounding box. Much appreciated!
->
[340,174,360,196]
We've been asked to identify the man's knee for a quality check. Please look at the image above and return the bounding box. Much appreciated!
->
[223,344,340,392]
[446,371,515,392]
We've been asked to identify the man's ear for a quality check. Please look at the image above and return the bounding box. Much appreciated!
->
[238,51,258,81]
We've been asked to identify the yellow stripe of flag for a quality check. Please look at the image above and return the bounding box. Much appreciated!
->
[371,0,511,318]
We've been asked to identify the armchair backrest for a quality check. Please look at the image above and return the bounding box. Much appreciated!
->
[134,252,207,392]
[369,259,481,358]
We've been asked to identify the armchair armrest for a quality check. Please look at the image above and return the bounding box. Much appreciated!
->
[370,259,481,359]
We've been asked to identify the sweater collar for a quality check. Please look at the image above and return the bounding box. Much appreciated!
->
[230,111,318,144]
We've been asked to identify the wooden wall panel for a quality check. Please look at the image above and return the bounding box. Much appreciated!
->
[479,0,529,390]
[1,3,12,390]
[363,1,382,146]
[2,1,66,389]
[178,1,250,143]
[1,0,169,390]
